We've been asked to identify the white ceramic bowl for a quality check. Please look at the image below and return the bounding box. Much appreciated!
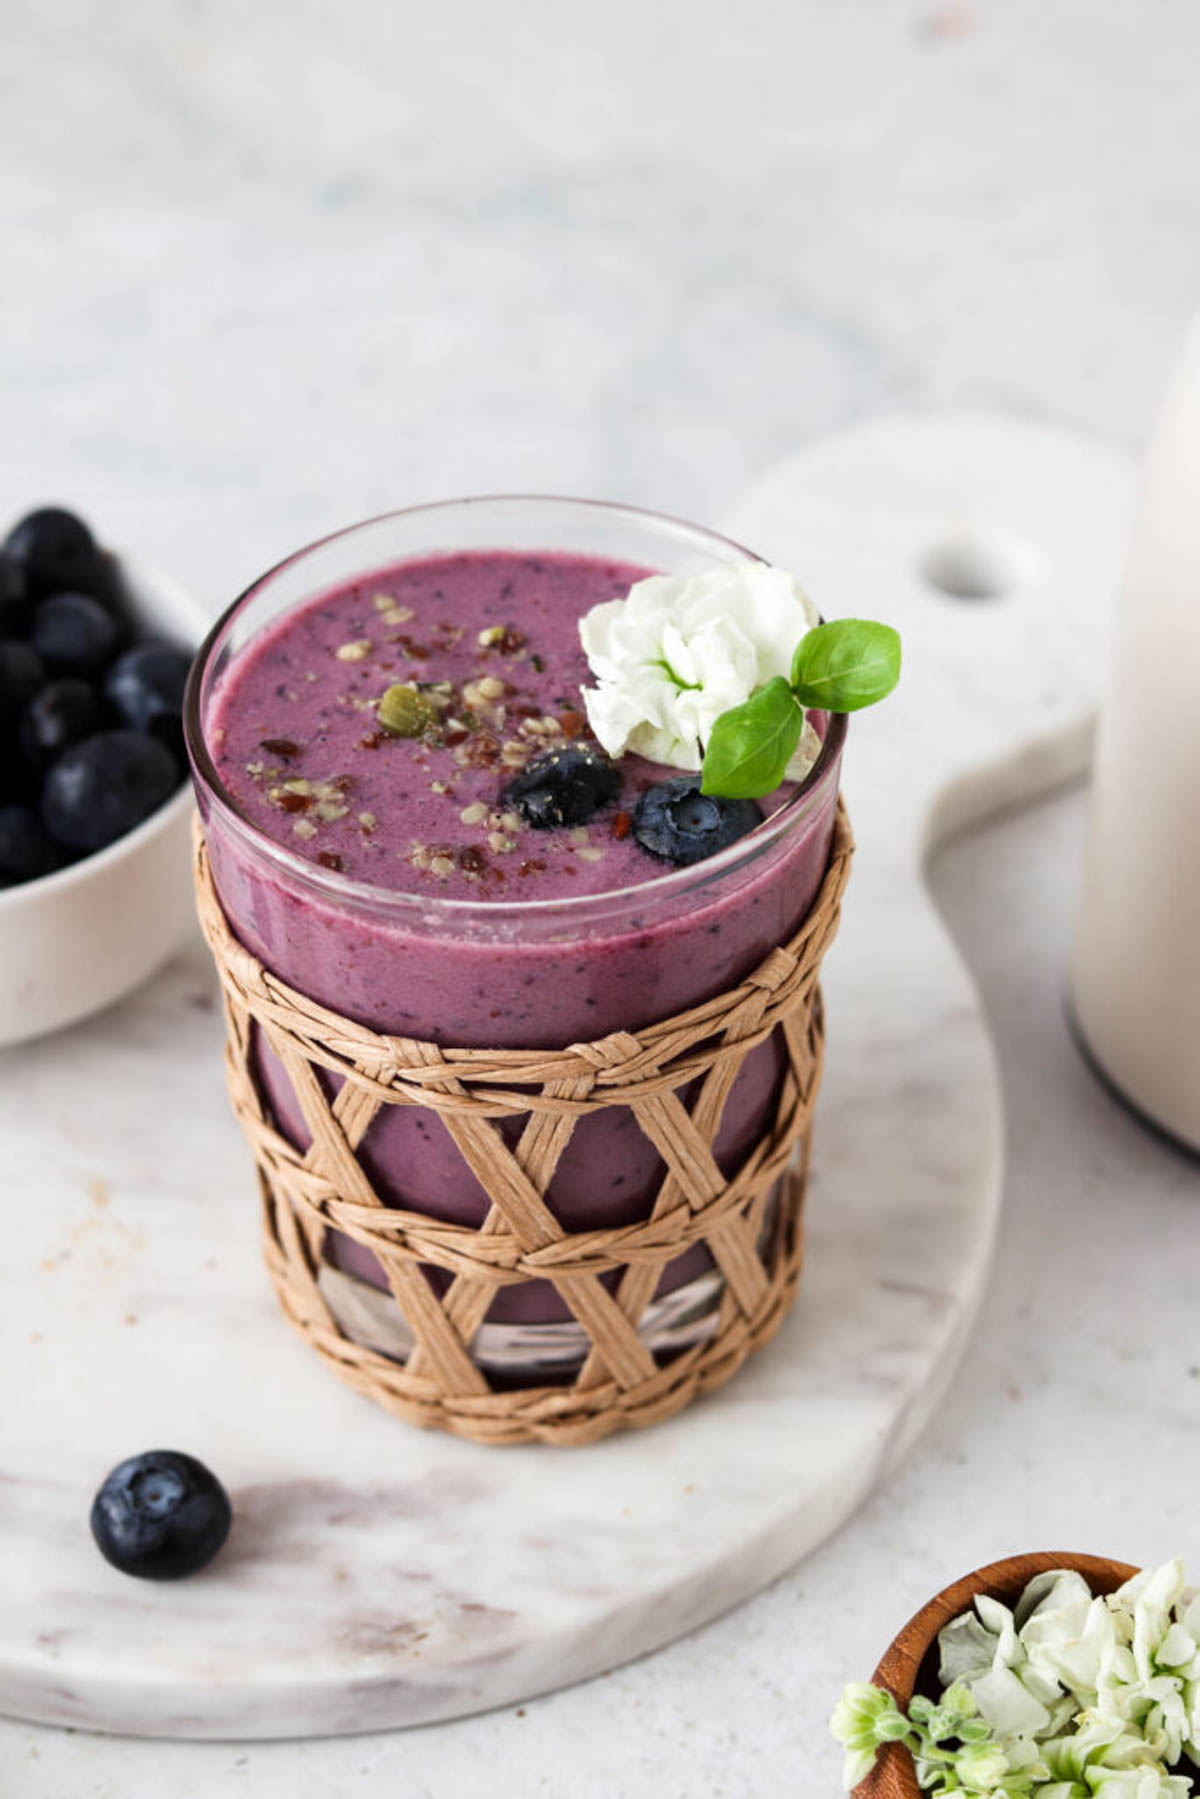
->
[0,555,209,1048]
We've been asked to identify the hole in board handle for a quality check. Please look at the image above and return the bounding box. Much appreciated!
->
[918,525,1039,601]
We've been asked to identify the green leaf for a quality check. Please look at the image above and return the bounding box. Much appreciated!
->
[790,619,901,712]
[700,677,803,799]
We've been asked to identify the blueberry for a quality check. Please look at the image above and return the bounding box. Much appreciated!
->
[631,776,761,867]
[0,554,30,636]
[42,730,179,853]
[105,639,192,740]
[502,744,621,829]
[19,678,101,768]
[32,591,124,677]
[0,753,39,808]
[0,639,46,711]
[90,1450,232,1581]
[4,506,101,598]
[0,805,64,885]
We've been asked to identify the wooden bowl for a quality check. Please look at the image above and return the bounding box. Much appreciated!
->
[852,1551,1140,1798]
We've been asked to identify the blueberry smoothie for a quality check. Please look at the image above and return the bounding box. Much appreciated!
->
[189,500,845,1367]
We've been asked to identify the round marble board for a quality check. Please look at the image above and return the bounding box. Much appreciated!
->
[0,416,1135,1740]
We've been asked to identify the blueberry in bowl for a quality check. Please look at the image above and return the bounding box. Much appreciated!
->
[18,677,102,769]
[0,503,206,1047]
[106,637,193,763]
[5,505,107,599]
[0,805,65,884]
[31,590,126,676]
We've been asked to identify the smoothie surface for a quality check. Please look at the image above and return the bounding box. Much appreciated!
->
[207,549,774,900]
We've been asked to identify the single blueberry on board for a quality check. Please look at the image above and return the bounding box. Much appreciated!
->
[42,730,179,853]
[0,639,46,713]
[502,744,621,829]
[631,776,761,867]
[19,678,101,768]
[0,805,64,885]
[90,1450,232,1580]
[32,591,124,677]
[3,506,101,597]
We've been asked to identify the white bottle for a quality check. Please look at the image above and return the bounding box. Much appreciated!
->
[1072,313,1200,1147]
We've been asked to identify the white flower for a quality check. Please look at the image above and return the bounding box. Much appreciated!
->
[828,1682,910,1789]
[1122,1560,1188,1683]
[837,1564,1200,1799]
[1022,1588,1114,1702]
[971,1665,1053,1739]
[578,565,820,778]
[953,1740,1012,1790]
[1085,1770,1193,1798]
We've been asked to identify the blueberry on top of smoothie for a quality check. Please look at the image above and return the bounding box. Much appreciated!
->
[90,1449,232,1580]
[502,743,621,830]
[632,776,761,867]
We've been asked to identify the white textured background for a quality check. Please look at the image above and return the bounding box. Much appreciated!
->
[4,2,1200,1793]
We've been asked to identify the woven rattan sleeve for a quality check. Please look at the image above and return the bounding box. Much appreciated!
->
[194,803,853,1446]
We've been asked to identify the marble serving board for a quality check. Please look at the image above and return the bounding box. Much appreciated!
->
[0,416,1134,1741]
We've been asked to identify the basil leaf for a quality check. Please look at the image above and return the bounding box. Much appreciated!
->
[700,677,804,799]
[790,619,901,712]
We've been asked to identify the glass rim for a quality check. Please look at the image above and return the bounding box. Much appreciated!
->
[183,493,847,923]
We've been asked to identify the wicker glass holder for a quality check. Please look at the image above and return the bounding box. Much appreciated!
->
[195,804,853,1447]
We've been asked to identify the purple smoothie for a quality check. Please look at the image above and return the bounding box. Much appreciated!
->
[191,511,845,1350]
